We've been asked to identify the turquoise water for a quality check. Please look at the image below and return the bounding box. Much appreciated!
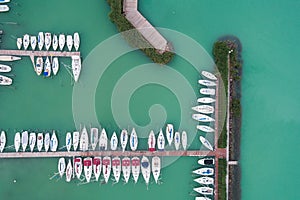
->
[1,0,300,200]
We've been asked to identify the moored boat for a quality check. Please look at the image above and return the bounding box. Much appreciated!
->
[14,132,21,152]
[0,0,10,3]
[197,125,215,133]
[201,71,217,81]
[74,157,83,179]
[59,34,65,51]
[0,131,6,152]
[174,131,180,150]
[141,156,151,185]
[192,105,214,114]
[90,127,98,150]
[17,38,22,49]
[93,157,102,181]
[35,57,43,76]
[0,64,11,73]
[0,56,21,61]
[79,126,89,151]
[120,129,128,152]
[65,132,72,152]
[195,197,211,200]
[194,177,214,185]
[0,75,12,85]
[52,34,58,51]
[43,57,51,77]
[66,35,73,51]
[65,159,72,182]
[73,32,80,51]
[38,32,44,50]
[193,187,214,195]
[99,128,108,150]
[198,158,215,166]
[58,157,66,178]
[151,156,161,184]
[44,32,52,50]
[37,133,43,152]
[23,34,30,50]
[112,156,121,183]
[122,157,131,183]
[193,167,214,176]
[102,156,111,183]
[44,132,50,152]
[30,36,37,50]
[129,128,138,151]
[166,123,174,146]
[0,5,9,12]
[157,129,165,151]
[197,97,216,104]
[199,136,214,151]
[52,57,59,75]
[21,130,28,152]
[192,113,215,122]
[200,88,215,96]
[148,130,156,152]
[131,157,140,183]
[73,131,80,151]
[198,79,216,87]
[71,55,81,82]
[83,157,93,183]
[181,131,187,150]
[110,132,118,150]
[50,130,58,152]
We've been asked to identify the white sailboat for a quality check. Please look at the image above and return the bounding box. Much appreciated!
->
[0,131,6,152]
[71,55,81,82]
[29,132,36,152]
[200,88,215,96]
[199,136,214,151]
[50,131,58,152]
[93,157,102,181]
[193,187,214,195]
[0,64,11,73]
[65,132,72,152]
[197,125,215,133]
[120,129,128,152]
[0,5,9,12]
[14,132,20,152]
[30,36,37,50]
[38,32,44,50]
[112,157,121,183]
[52,57,59,75]
[0,56,21,61]
[195,197,212,200]
[90,127,98,150]
[17,38,22,49]
[65,159,73,182]
[83,157,93,183]
[0,0,10,3]
[23,34,30,50]
[0,75,12,86]
[43,57,51,77]
[52,34,58,51]
[148,130,156,152]
[73,131,80,151]
[79,126,89,151]
[44,32,52,50]
[194,177,214,185]
[193,167,214,176]
[197,97,216,104]
[66,35,73,51]
[151,156,161,184]
[59,34,65,51]
[99,128,108,150]
[198,79,216,87]
[73,32,80,51]
[201,71,217,81]
[131,157,140,183]
[141,156,151,185]
[174,131,180,150]
[35,57,43,76]
[157,129,165,151]
[37,133,43,152]
[192,113,215,122]
[44,132,50,152]
[74,157,83,179]
[166,123,174,146]
[129,128,138,151]
[102,156,111,183]
[192,105,214,114]
[122,157,131,183]
[58,158,66,178]
[21,131,28,152]
[198,158,215,165]
[110,132,118,150]
[181,131,187,150]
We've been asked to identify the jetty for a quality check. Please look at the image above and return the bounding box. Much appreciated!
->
[123,0,171,53]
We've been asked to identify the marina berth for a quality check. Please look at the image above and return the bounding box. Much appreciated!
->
[193,187,214,195]
[129,128,138,151]
[73,32,80,51]
[199,136,214,151]
[192,113,215,122]
[148,130,156,152]
[110,132,118,150]
[30,36,37,50]
[151,156,161,184]
[174,131,180,150]
[194,177,214,185]
[38,32,44,50]
[59,34,65,51]
[200,88,216,96]
[197,97,215,104]
[0,64,11,72]
[112,156,121,183]
[0,56,21,61]
[131,157,140,183]
[44,132,50,152]
[29,132,36,152]
[122,157,131,183]
[90,127,99,150]
[17,38,22,49]
[166,123,174,146]
[93,157,102,181]
[37,133,43,152]
[193,167,214,176]
[79,126,89,151]
[120,129,128,152]
[74,157,83,179]
[197,125,215,133]
[21,131,28,152]
[181,131,187,150]
[99,128,108,150]
[65,132,72,152]
[72,131,80,151]
[35,57,43,75]
[157,129,165,151]
[0,5,9,12]
[0,131,6,152]
[14,132,20,152]
[198,79,216,87]
[83,157,93,183]
[0,75,12,85]
[102,156,112,183]
[58,158,66,178]
[192,105,214,114]
[201,71,217,81]
[65,159,72,182]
